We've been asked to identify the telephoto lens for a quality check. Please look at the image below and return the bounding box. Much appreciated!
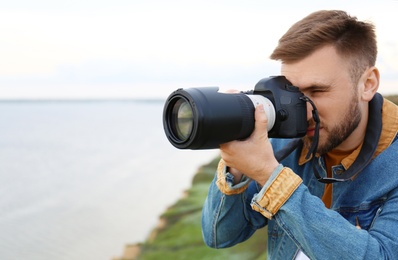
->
[162,76,307,149]
[163,87,275,149]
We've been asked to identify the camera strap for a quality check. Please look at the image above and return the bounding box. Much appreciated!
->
[299,96,320,160]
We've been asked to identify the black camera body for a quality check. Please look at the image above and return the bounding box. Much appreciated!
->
[252,76,307,138]
[163,76,307,149]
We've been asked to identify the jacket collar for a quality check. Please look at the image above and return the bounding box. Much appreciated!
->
[275,93,398,177]
[298,94,398,167]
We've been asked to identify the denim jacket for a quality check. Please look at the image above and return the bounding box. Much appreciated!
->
[202,95,398,259]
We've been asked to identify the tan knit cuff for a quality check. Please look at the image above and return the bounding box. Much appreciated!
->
[215,159,250,195]
[251,167,302,219]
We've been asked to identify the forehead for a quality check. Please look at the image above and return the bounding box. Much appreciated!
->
[280,45,352,89]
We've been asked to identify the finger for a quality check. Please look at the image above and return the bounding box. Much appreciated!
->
[219,140,237,157]
[219,146,233,168]
[252,104,269,138]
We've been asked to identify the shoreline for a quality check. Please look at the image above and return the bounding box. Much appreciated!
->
[111,156,219,260]
[112,216,168,260]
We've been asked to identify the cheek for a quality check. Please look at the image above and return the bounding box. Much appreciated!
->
[315,96,348,122]
[316,103,339,128]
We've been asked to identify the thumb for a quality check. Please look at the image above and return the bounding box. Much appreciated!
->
[252,104,269,138]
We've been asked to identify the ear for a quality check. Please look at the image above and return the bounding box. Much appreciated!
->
[361,66,380,102]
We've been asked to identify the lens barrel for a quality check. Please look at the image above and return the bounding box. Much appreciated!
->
[163,87,257,149]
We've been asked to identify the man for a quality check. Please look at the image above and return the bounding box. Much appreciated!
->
[201,10,398,259]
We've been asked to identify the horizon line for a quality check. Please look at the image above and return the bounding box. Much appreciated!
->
[0,97,166,103]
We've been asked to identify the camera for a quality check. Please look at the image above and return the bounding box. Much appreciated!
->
[162,76,308,149]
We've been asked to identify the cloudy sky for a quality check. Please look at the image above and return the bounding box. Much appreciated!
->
[1,0,397,99]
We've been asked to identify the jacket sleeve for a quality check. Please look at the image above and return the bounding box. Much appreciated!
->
[274,183,398,259]
[201,159,283,248]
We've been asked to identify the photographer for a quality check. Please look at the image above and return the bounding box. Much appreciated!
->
[201,10,398,259]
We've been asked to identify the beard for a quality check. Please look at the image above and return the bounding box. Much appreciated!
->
[306,96,362,155]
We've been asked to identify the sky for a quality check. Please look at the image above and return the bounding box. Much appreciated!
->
[0,0,397,99]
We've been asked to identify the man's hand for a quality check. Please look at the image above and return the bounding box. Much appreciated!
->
[220,104,279,186]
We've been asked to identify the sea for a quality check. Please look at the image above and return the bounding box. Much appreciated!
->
[0,100,219,260]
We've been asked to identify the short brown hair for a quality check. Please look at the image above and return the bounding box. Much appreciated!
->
[270,10,377,84]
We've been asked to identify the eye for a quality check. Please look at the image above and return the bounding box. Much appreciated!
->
[300,85,330,98]
[309,87,328,95]
[311,90,323,94]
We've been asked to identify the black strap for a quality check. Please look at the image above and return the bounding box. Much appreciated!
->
[299,96,321,160]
